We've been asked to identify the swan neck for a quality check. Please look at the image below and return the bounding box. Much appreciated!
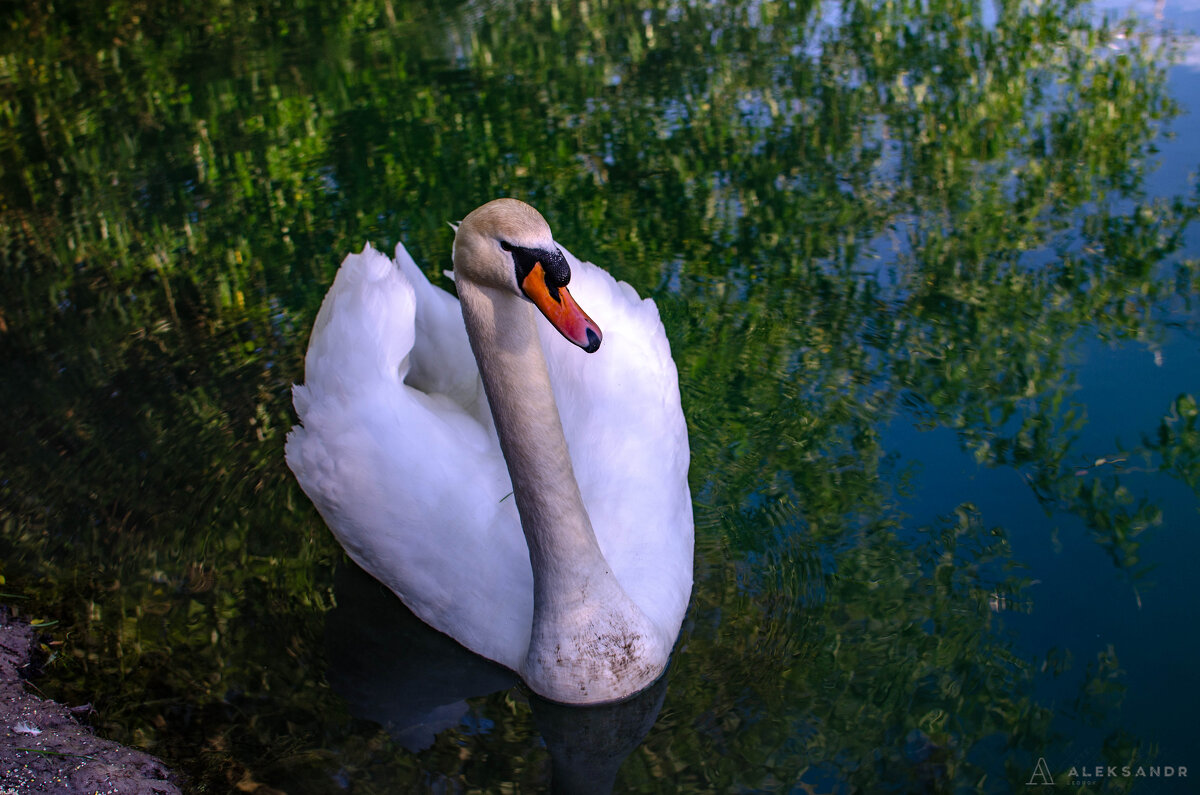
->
[456,269,671,703]
[456,280,600,566]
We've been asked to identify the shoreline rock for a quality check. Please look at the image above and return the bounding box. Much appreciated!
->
[0,615,182,794]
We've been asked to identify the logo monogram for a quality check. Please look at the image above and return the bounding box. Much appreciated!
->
[1027,757,1055,786]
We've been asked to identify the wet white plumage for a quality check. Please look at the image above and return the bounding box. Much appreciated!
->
[286,201,692,703]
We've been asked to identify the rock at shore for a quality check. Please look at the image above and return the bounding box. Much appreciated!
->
[0,616,182,794]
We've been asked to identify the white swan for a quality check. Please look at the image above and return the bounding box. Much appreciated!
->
[285,199,693,704]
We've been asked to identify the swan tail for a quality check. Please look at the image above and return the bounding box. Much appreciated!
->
[390,243,482,411]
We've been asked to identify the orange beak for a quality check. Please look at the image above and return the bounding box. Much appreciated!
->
[520,262,602,353]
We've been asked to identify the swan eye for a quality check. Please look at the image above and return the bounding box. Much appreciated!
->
[499,240,513,252]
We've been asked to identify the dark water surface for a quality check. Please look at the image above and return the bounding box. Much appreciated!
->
[2,0,1198,791]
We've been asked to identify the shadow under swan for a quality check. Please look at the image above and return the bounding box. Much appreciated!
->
[324,562,670,793]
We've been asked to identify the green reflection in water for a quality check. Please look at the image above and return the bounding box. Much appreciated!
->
[1,0,1196,791]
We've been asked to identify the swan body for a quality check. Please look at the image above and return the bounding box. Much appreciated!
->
[286,199,693,703]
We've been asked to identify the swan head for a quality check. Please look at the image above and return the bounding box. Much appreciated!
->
[453,199,602,353]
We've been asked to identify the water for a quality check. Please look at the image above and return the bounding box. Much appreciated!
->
[1,0,1197,791]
